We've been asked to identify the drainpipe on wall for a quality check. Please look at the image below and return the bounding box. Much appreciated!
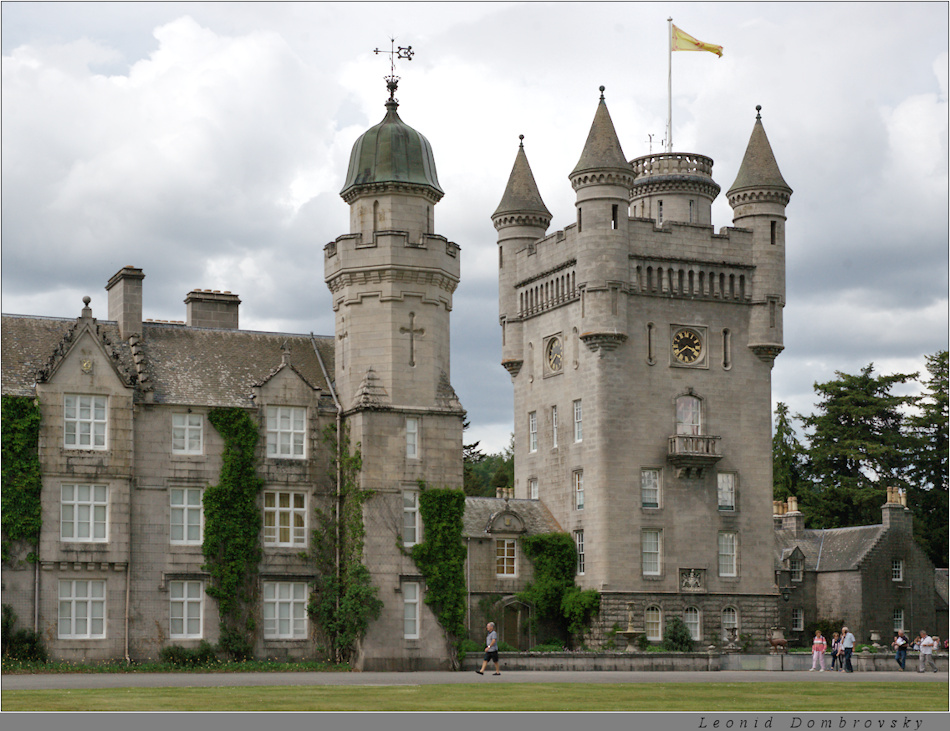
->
[466,537,471,632]
[33,557,39,633]
[312,334,343,643]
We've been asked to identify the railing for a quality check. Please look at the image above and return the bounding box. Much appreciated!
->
[631,152,715,180]
[668,434,722,457]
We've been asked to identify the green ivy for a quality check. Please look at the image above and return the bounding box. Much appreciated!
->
[411,487,467,655]
[308,423,382,664]
[517,533,600,648]
[202,407,264,660]
[1,396,43,562]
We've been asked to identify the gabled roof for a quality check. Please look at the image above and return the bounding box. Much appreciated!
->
[774,524,885,572]
[463,497,562,538]
[935,569,948,609]
[1,313,336,408]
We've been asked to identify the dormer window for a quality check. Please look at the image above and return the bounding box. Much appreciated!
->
[266,406,305,459]
[64,394,107,450]
[790,557,804,582]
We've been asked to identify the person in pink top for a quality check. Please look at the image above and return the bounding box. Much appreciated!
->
[810,629,828,671]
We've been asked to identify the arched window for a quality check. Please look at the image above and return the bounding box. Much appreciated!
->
[721,607,738,641]
[675,395,702,435]
[645,606,662,641]
[684,607,701,641]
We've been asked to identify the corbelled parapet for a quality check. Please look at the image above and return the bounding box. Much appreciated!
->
[630,152,721,225]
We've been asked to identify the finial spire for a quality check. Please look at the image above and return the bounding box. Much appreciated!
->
[374,38,413,103]
[599,85,606,102]
[756,104,762,120]
[519,134,524,148]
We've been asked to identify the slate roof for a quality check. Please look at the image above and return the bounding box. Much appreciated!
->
[727,109,792,196]
[493,141,552,220]
[2,313,336,408]
[570,90,629,177]
[463,497,562,538]
[935,569,948,609]
[774,525,885,572]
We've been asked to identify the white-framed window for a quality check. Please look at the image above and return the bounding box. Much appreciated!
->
[58,580,106,639]
[641,468,660,508]
[266,406,306,459]
[403,581,420,639]
[61,484,108,542]
[262,581,308,639]
[528,411,538,453]
[574,530,585,575]
[528,478,538,500]
[263,491,307,547]
[552,405,558,448]
[718,532,737,577]
[721,607,738,640]
[645,606,662,641]
[891,558,903,582]
[406,416,419,459]
[675,395,702,435]
[790,557,804,582]
[64,394,107,449]
[170,487,203,545]
[169,580,203,639]
[642,530,660,576]
[893,609,904,633]
[403,490,420,547]
[496,539,517,577]
[172,413,203,455]
[573,470,584,510]
[573,399,583,442]
[717,473,736,511]
[792,607,804,631]
[684,606,701,641]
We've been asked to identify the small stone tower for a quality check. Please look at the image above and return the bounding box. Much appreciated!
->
[727,106,793,365]
[324,80,464,670]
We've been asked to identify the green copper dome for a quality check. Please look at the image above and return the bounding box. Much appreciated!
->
[340,100,443,199]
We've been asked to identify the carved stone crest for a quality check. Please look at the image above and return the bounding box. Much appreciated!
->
[680,568,706,592]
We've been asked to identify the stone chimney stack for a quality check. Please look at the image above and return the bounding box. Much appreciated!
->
[882,487,911,532]
[185,289,241,329]
[781,496,804,536]
[106,266,145,339]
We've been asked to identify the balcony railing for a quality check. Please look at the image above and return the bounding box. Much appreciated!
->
[667,434,722,478]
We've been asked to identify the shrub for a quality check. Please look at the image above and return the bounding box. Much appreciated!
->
[458,639,483,655]
[1,605,47,663]
[636,633,651,651]
[159,641,217,667]
[661,616,694,652]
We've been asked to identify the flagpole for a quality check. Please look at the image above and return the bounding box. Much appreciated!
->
[667,17,673,152]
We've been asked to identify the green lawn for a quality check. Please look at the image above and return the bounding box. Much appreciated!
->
[3,683,947,712]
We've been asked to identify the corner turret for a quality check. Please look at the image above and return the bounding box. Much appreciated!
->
[493,136,551,376]
[727,106,792,364]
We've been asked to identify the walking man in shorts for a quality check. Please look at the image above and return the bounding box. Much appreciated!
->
[476,621,501,676]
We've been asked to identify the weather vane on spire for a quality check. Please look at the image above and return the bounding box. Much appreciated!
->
[374,38,413,102]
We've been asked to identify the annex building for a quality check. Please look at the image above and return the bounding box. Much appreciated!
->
[2,77,942,669]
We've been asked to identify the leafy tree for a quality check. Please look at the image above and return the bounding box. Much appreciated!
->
[469,433,515,497]
[772,402,806,502]
[905,351,948,566]
[798,364,918,529]
[662,616,694,652]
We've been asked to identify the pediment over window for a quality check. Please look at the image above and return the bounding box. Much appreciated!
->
[486,508,526,535]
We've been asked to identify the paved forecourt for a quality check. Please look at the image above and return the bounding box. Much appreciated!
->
[3,669,946,690]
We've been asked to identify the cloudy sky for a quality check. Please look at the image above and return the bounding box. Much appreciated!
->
[2,2,947,453]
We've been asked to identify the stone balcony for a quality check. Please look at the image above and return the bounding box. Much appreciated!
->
[667,434,722,478]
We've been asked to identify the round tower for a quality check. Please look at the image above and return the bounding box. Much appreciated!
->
[726,105,793,364]
[492,136,552,376]
[569,87,634,349]
[629,150,721,225]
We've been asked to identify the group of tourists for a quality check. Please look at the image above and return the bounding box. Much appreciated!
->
[810,626,942,673]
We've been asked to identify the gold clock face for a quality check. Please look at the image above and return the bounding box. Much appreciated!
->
[546,338,563,371]
[672,329,703,364]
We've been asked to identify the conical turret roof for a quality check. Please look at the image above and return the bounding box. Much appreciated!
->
[493,137,551,220]
[727,107,792,197]
[570,87,629,177]
[341,99,443,199]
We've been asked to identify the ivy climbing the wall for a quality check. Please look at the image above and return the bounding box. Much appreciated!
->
[308,423,382,664]
[411,487,467,659]
[1,396,43,563]
[203,407,264,660]
[517,532,601,648]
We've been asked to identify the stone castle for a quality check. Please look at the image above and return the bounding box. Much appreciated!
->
[3,76,943,669]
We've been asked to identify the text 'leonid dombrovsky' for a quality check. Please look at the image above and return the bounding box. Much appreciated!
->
[698,717,926,730]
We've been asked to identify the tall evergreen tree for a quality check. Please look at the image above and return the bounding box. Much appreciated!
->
[772,402,805,502]
[462,420,487,496]
[799,364,918,529]
[905,350,948,566]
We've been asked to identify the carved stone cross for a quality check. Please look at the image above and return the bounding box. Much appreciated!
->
[399,312,425,366]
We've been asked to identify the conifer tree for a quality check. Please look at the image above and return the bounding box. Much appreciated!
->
[772,402,805,502]
[799,364,917,528]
